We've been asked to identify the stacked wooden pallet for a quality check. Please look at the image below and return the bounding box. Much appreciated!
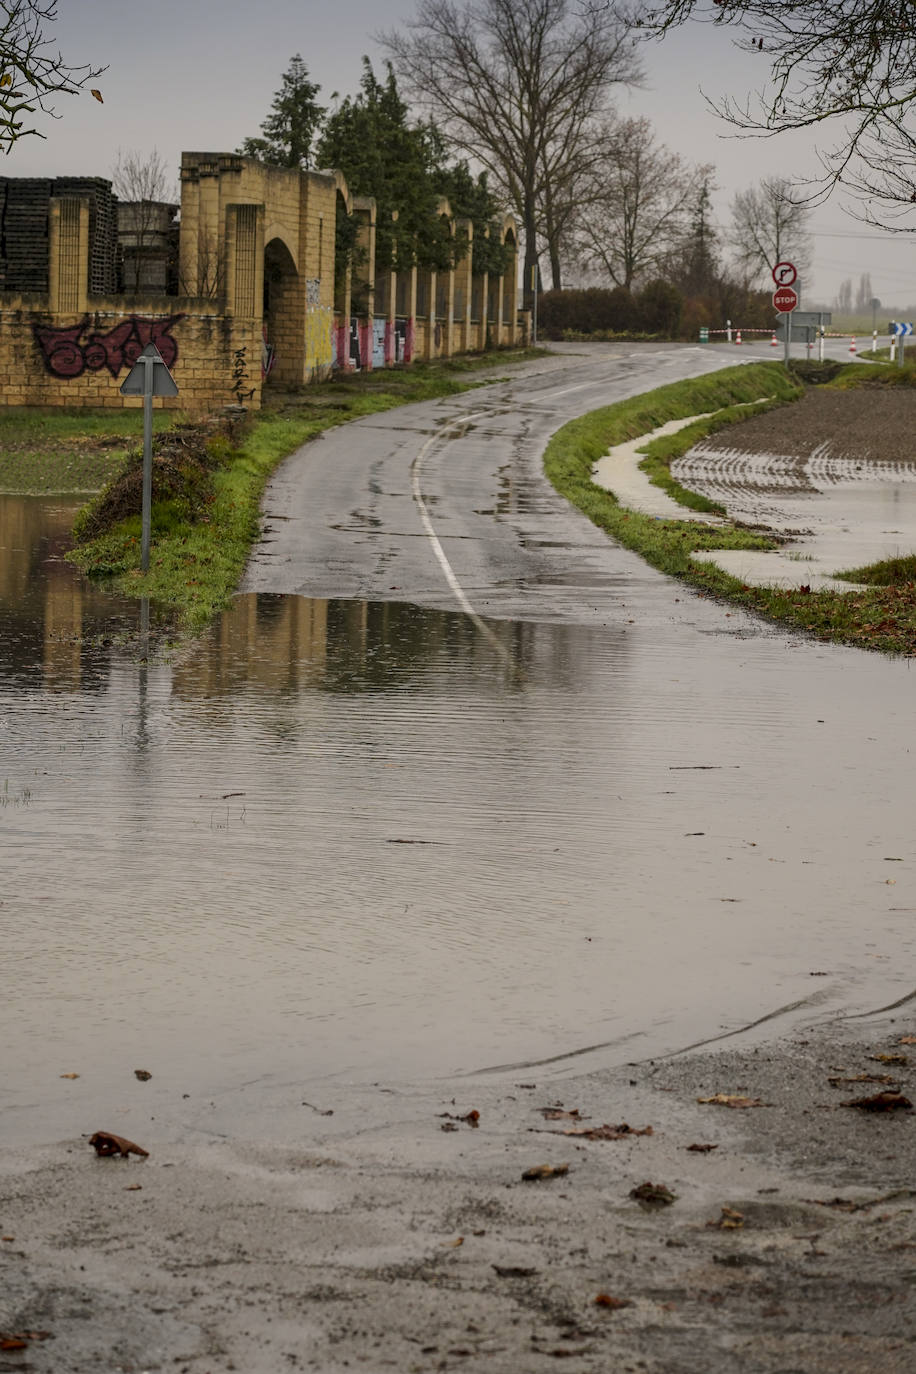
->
[0,176,119,295]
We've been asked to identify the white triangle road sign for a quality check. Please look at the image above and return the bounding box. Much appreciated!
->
[119,342,179,397]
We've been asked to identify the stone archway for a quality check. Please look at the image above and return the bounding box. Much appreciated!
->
[263,236,301,385]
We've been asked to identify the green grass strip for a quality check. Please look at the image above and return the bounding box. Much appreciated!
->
[543,360,916,656]
[66,349,546,633]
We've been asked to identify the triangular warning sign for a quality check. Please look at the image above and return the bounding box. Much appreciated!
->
[119,343,179,397]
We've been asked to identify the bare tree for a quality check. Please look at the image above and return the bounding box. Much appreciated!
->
[112,148,176,295]
[730,175,812,286]
[570,116,703,290]
[1,1,105,154]
[637,1,916,220]
[381,0,642,302]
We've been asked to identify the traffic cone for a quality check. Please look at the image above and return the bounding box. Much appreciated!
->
[735,329,742,345]
[770,331,778,347]
[849,336,856,354]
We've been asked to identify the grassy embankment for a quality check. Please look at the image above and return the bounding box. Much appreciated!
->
[0,408,177,494]
[544,359,916,655]
[44,348,545,632]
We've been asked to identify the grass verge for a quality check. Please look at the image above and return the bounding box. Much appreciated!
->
[66,349,547,633]
[543,360,916,656]
[0,406,178,493]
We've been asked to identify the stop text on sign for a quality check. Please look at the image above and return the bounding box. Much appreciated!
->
[773,285,798,313]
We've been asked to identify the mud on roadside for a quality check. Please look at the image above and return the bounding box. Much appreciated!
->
[2,1015,914,1374]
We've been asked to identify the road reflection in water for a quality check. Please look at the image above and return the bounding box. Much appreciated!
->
[2,497,915,1137]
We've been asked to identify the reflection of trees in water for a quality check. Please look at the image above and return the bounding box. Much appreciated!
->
[0,495,135,694]
[174,592,628,704]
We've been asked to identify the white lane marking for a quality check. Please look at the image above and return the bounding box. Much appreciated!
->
[410,409,517,665]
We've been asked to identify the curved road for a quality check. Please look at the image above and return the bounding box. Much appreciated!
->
[244,342,765,625]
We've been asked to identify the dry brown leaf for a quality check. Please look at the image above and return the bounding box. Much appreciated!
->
[707,1206,745,1230]
[871,1053,908,1066]
[540,1107,584,1121]
[437,1109,479,1127]
[686,1143,719,1153]
[441,1236,464,1248]
[557,1121,652,1141]
[60,1072,80,1079]
[841,1092,913,1112]
[697,1094,764,1109]
[522,1163,569,1181]
[493,1264,539,1277]
[89,1131,149,1158]
[898,1036,916,1045]
[629,1181,676,1207]
[134,1069,152,1081]
[124,1184,143,1192]
[90,89,104,103]
[594,1294,632,1309]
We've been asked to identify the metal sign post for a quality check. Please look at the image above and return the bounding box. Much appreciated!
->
[119,343,179,573]
[891,321,913,368]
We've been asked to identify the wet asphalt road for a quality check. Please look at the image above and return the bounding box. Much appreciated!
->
[243,342,761,622]
[4,340,914,1146]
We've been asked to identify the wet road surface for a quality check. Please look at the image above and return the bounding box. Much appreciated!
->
[2,344,914,1144]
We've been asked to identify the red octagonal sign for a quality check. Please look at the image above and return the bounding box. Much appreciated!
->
[773,285,798,313]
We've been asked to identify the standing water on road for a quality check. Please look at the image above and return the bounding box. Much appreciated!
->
[2,494,914,1141]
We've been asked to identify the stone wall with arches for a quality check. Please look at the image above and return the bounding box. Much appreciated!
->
[0,153,524,412]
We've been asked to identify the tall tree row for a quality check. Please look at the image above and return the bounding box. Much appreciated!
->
[381,0,642,303]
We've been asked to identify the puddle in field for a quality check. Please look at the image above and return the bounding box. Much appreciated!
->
[2,495,915,1140]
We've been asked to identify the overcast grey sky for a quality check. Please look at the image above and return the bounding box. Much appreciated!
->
[10,0,914,308]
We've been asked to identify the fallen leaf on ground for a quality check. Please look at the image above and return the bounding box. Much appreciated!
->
[493,1264,539,1277]
[0,1333,51,1350]
[872,1053,909,1066]
[553,1122,652,1141]
[441,1236,464,1247]
[522,1163,569,1181]
[898,1036,916,1045]
[59,1073,80,1079]
[707,1206,745,1230]
[686,1143,719,1153]
[841,1092,913,1112]
[88,1131,149,1158]
[698,1094,764,1109]
[630,1181,676,1208]
[539,1107,585,1121]
[594,1294,632,1309]
[124,1184,143,1192]
[133,1069,152,1081]
[437,1109,480,1127]
[440,1121,459,1132]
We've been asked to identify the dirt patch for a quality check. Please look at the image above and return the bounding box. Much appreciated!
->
[698,388,916,465]
[2,1017,915,1373]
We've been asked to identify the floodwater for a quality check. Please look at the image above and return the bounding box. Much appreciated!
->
[2,494,915,1140]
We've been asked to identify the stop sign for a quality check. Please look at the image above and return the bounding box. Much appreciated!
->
[773,285,798,313]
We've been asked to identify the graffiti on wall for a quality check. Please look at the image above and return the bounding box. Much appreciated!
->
[305,306,333,372]
[33,314,184,379]
[231,346,255,404]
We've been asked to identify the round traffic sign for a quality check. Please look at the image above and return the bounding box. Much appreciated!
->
[773,285,798,313]
[773,261,797,287]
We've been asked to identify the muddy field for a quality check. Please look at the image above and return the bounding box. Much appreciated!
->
[698,386,916,465]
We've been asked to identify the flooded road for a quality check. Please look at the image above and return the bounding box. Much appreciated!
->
[2,346,915,1145]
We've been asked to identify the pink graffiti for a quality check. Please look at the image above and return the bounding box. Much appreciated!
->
[33,314,185,379]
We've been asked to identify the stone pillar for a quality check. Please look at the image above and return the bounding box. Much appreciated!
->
[48,197,89,314]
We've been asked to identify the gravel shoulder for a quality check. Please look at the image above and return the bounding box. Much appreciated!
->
[3,1013,914,1373]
